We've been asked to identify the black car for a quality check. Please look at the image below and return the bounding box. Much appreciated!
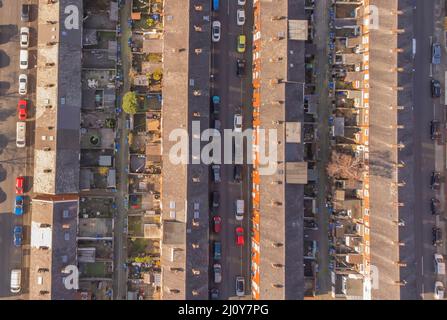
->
[236,59,246,77]
[210,288,219,300]
[212,191,220,208]
[234,165,242,183]
[430,120,441,140]
[431,171,441,190]
[431,79,441,98]
[431,198,440,215]
[21,4,30,22]
[432,227,442,246]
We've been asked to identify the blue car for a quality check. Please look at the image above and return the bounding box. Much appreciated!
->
[14,196,24,216]
[212,95,220,115]
[13,226,23,247]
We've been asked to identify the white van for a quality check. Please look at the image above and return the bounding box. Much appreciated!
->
[10,269,21,293]
[16,122,26,148]
[19,49,28,70]
[434,254,445,275]
[235,199,244,221]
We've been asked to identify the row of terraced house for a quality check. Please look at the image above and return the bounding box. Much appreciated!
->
[24,0,408,300]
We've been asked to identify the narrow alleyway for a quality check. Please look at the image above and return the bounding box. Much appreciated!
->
[313,0,332,298]
[113,0,132,300]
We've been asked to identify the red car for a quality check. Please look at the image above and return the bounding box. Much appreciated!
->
[213,216,222,233]
[235,227,244,246]
[17,99,27,120]
[15,176,24,194]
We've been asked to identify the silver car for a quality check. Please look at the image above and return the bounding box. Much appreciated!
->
[236,276,245,296]
[213,264,222,284]
[237,9,245,26]
[18,74,27,96]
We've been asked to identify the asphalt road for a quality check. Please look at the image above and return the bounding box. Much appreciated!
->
[407,0,444,300]
[209,0,253,299]
[0,0,37,298]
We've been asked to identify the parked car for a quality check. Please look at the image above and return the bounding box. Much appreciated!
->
[434,281,444,300]
[21,4,30,22]
[235,227,244,246]
[17,99,27,120]
[237,35,246,53]
[213,119,221,131]
[14,196,24,216]
[210,288,219,300]
[212,191,220,208]
[15,176,24,195]
[236,9,245,26]
[212,95,220,115]
[431,79,441,98]
[212,164,221,183]
[233,165,242,183]
[432,227,442,246]
[13,226,23,247]
[236,59,246,77]
[430,120,441,140]
[235,199,244,221]
[432,43,441,64]
[213,241,222,260]
[431,198,440,215]
[238,0,246,5]
[16,121,26,148]
[18,74,27,95]
[212,21,221,42]
[235,276,245,296]
[234,114,243,132]
[213,216,222,233]
[431,171,441,190]
[19,49,28,70]
[213,263,222,283]
[20,27,29,48]
[434,253,445,275]
[10,269,21,294]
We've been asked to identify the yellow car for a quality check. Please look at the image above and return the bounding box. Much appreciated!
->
[237,35,246,53]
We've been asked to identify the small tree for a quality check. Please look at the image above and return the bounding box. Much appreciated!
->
[146,18,155,28]
[122,91,138,115]
[327,150,363,181]
[152,69,162,82]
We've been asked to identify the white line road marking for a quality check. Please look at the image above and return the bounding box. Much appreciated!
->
[227,0,230,15]
[430,63,433,77]
[421,256,424,276]
[433,103,436,118]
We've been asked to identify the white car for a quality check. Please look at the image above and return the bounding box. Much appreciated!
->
[434,281,444,300]
[18,74,27,95]
[20,27,29,48]
[234,114,242,132]
[238,0,246,5]
[19,49,28,70]
[212,21,221,42]
[237,9,245,26]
